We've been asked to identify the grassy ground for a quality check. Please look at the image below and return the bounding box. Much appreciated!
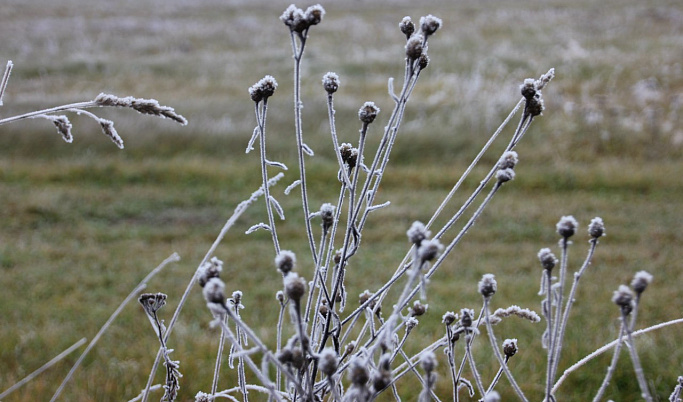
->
[0,0,681,401]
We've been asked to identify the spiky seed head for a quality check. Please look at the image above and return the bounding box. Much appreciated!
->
[284,273,306,302]
[359,101,380,124]
[538,248,558,271]
[322,72,340,94]
[417,238,443,262]
[249,75,278,103]
[399,16,415,39]
[405,34,424,60]
[588,217,606,239]
[420,15,442,36]
[318,347,338,377]
[409,300,428,317]
[304,4,325,26]
[407,221,431,246]
[503,338,518,357]
[478,274,497,298]
[631,271,653,294]
[612,284,635,315]
[556,215,579,238]
[275,250,296,275]
[203,277,226,305]
[496,167,515,183]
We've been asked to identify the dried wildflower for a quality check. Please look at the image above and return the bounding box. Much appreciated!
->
[276,290,285,303]
[139,292,167,315]
[420,15,442,36]
[98,119,123,149]
[194,391,211,402]
[526,92,545,116]
[407,221,431,246]
[320,202,335,231]
[588,217,605,239]
[318,347,339,377]
[460,308,475,328]
[498,151,519,170]
[399,16,415,39]
[421,350,438,373]
[344,341,357,357]
[496,167,515,183]
[612,284,634,315]
[372,354,393,391]
[417,238,443,262]
[631,271,653,295]
[249,75,278,103]
[280,5,308,33]
[503,338,518,357]
[322,72,340,94]
[346,147,359,169]
[197,256,223,288]
[520,78,537,100]
[538,248,558,271]
[405,316,419,331]
[358,101,380,124]
[535,68,555,91]
[556,215,578,238]
[318,302,328,318]
[284,272,307,302]
[442,311,457,325]
[483,391,501,402]
[290,347,305,370]
[275,250,296,275]
[203,278,226,305]
[348,357,370,386]
[405,34,424,60]
[409,300,428,317]
[94,93,187,125]
[46,115,73,143]
[418,53,430,70]
[478,274,497,299]
[304,4,325,26]
[492,305,541,323]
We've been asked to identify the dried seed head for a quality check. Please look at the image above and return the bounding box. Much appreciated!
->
[407,221,431,246]
[346,147,359,169]
[275,250,296,275]
[492,305,542,323]
[318,347,338,377]
[417,238,443,262]
[344,341,357,356]
[46,115,73,143]
[460,308,475,328]
[631,270,653,295]
[333,249,343,265]
[231,290,242,306]
[203,277,226,305]
[526,92,545,116]
[405,316,419,331]
[442,311,457,325]
[320,203,335,230]
[195,391,211,402]
[290,347,305,370]
[405,34,425,60]
[358,101,380,124]
[359,289,378,311]
[409,300,428,317]
[520,78,537,100]
[478,274,497,299]
[197,256,223,287]
[280,5,308,33]
[588,217,606,239]
[399,16,415,39]
[420,15,442,36]
[538,248,558,271]
[138,292,167,315]
[99,119,124,149]
[503,338,518,357]
[322,72,340,94]
[284,273,307,302]
[94,93,188,125]
[612,284,634,315]
[420,351,438,373]
[496,167,516,183]
[371,354,393,391]
[483,391,501,402]
[418,53,430,70]
[304,4,325,26]
[348,357,370,386]
[276,290,285,303]
[249,75,278,103]
[498,151,519,170]
[318,302,328,318]
[556,215,579,238]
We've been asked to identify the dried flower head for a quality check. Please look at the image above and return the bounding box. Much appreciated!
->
[276,290,285,303]
[409,300,428,317]
[358,101,380,124]
[492,305,542,323]
[538,248,558,271]
[417,238,443,262]
[612,284,634,315]
[503,338,518,357]
[280,5,308,33]
[418,53,430,70]
[197,256,223,288]
[304,4,325,26]
[405,34,425,60]
[284,272,307,302]
[248,75,278,103]
[203,277,226,305]
[407,221,431,246]
[322,72,340,94]
[138,292,167,315]
[348,357,370,386]
[498,151,519,170]
[339,142,353,164]
[496,167,515,183]
[588,217,605,239]
[195,391,211,402]
[372,354,393,391]
[420,15,442,36]
[483,391,501,402]
[346,147,359,169]
[405,316,419,331]
[631,270,653,295]
[442,311,457,325]
[520,78,537,100]
[478,274,497,298]
[420,351,438,372]
[320,202,335,230]
[318,347,339,377]
[460,308,475,328]
[556,215,579,238]
[275,250,296,275]
[399,16,415,39]
[526,92,545,116]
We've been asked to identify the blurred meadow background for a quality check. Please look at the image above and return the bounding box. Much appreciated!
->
[0,0,681,400]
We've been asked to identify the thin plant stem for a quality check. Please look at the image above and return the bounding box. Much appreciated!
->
[624,314,653,402]
[211,314,229,398]
[544,268,555,402]
[0,60,13,106]
[592,322,625,402]
[256,100,281,254]
[0,101,95,126]
[485,356,509,396]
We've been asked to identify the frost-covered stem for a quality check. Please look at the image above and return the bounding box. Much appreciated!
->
[327,93,351,186]
[276,299,286,391]
[624,314,653,402]
[444,326,459,402]
[629,293,642,333]
[0,101,95,126]
[396,349,440,402]
[548,237,570,387]
[256,100,281,254]
[305,229,328,324]
[233,304,248,402]
[544,268,555,402]
[483,298,528,402]
[289,30,317,264]
[142,177,280,402]
[55,253,179,402]
[592,322,625,402]
[485,356,509,396]
[553,318,683,393]
[0,60,13,106]
[211,314,228,398]
[551,239,598,382]
[0,337,86,400]
[464,332,486,398]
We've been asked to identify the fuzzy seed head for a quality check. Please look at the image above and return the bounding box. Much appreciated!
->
[407,221,431,246]
[203,277,226,305]
[556,215,579,238]
[399,16,415,39]
[249,75,278,103]
[320,203,335,230]
[322,72,340,94]
[478,274,497,298]
[588,217,606,239]
[496,167,515,183]
[631,270,653,294]
[442,311,457,325]
[284,273,307,302]
[280,5,308,33]
[612,284,634,315]
[197,256,223,288]
[418,53,430,70]
[526,92,545,116]
[195,391,211,402]
[409,300,428,317]
[417,238,443,262]
[318,347,339,377]
[483,391,501,402]
[460,308,475,328]
[503,338,518,357]
[420,351,438,373]
[520,78,537,100]
[405,34,424,60]
[276,290,285,303]
[339,143,353,163]
[348,357,370,386]
[275,250,296,275]
[304,4,325,26]
[498,151,519,170]
[405,316,419,331]
[420,15,442,36]
[358,101,380,124]
[538,248,558,271]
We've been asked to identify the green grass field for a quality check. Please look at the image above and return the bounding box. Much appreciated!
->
[1,0,681,400]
